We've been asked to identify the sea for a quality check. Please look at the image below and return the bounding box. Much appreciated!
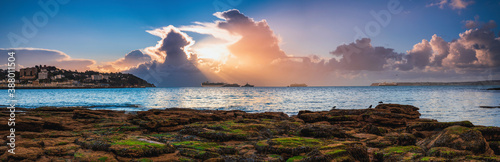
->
[2,86,500,126]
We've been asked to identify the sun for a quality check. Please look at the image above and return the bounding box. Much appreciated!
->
[192,42,230,62]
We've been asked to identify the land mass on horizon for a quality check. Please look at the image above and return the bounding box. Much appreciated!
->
[0,65,155,89]
[371,80,500,86]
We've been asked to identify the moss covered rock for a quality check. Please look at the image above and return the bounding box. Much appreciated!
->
[418,125,493,154]
[375,146,424,161]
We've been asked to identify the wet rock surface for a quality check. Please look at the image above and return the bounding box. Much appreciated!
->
[0,104,498,161]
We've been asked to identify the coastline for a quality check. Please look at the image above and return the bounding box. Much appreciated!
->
[0,104,498,161]
[0,86,151,89]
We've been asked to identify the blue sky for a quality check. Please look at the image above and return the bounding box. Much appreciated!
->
[2,0,498,63]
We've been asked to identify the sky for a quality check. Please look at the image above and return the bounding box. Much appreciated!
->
[1,0,500,86]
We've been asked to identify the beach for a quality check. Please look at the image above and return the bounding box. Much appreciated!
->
[0,104,498,161]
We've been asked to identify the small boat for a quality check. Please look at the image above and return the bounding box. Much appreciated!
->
[242,83,254,87]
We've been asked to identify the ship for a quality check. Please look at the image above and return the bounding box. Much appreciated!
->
[242,83,254,87]
[222,83,240,87]
[201,81,240,87]
[201,81,225,87]
[289,83,308,87]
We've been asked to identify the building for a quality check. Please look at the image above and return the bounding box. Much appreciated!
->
[91,74,103,80]
[20,67,38,80]
[38,69,49,80]
[52,74,64,80]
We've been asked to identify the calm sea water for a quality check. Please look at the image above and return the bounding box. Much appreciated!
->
[2,86,500,126]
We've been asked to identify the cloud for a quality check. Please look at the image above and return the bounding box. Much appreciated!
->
[394,20,500,72]
[463,15,480,29]
[214,9,288,65]
[0,48,95,71]
[328,38,403,71]
[126,26,207,87]
[98,50,152,72]
[427,0,474,10]
[98,10,499,86]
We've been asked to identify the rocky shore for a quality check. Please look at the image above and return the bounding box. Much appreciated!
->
[0,104,499,161]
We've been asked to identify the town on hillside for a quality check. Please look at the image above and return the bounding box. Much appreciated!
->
[0,65,155,88]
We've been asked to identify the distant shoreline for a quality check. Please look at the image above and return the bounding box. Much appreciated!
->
[0,86,150,89]
[371,80,500,86]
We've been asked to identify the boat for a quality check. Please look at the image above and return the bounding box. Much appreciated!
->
[289,83,307,87]
[202,81,240,87]
[201,81,225,87]
[222,83,240,87]
[242,83,254,87]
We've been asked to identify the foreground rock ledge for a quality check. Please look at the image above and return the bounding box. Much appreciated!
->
[0,104,499,162]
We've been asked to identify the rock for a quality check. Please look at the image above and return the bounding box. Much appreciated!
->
[375,146,424,161]
[256,137,321,155]
[374,104,421,119]
[490,141,500,155]
[44,144,80,156]
[418,125,494,154]
[407,121,474,131]
[6,147,43,161]
[426,147,472,159]
[385,133,417,146]
[299,124,351,138]
[75,138,111,151]
[74,149,119,162]
[346,144,369,162]
[474,126,500,141]
[110,139,175,157]
[361,124,386,135]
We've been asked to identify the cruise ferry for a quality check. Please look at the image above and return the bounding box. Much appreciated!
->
[201,81,241,87]
[201,81,225,87]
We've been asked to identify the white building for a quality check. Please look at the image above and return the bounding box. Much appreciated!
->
[38,69,49,80]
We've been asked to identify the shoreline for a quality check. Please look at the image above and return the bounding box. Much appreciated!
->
[0,104,498,161]
[0,86,151,89]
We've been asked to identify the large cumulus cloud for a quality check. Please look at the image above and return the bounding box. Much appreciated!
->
[126,26,207,87]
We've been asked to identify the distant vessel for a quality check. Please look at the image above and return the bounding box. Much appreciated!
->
[201,81,240,87]
[289,83,307,87]
[201,81,225,87]
[242,83,254,87]
[222,83,240,87]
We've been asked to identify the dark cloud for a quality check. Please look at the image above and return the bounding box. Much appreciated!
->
[0,48,95,71]
[126,26,207,87]
[328,38,402,71]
